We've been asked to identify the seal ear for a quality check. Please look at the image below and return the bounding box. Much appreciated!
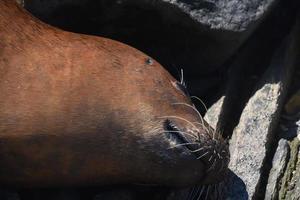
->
[179,68,186,88]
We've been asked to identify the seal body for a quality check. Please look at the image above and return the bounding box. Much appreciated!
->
[0,0,229,188]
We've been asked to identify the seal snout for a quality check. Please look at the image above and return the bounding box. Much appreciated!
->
[163,118,230,184]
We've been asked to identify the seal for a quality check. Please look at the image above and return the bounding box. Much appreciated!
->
[0,0,229,188]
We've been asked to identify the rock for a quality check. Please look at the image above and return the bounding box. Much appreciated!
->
[265,139,290,200]
[204,96,225,130]
[279,138,300,199]
[228,17,299,199]
[207,0,298,139]
[283,122,300,199]
[287,147,300,199]
[161,0,279,31]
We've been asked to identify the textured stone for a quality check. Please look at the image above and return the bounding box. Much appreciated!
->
[287,147,300,199]
[161,0,279,31]
[265,139,290,200]
[228,23,298,199]
[298,130,300,141]
[279,138,300,200]
[204,96,225,130]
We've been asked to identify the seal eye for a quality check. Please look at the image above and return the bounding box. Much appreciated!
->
[173,81,190,97]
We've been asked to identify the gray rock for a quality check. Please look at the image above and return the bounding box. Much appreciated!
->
[228,78,283,199]
[288,146,300,199]
[278,16,300,199]
[265,139,290,200]
[279,138,300,200]
[298,126,300,141]
[204,96,225,130]
[161,0,279,31]
[228,19,299,199]
[287,147,300,199]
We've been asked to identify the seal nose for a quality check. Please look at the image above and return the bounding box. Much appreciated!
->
[193,133,230,184]
[163,119,230,183]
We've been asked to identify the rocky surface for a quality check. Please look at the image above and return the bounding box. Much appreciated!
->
[228,31,296,199]
[278,138,300,200]
[204,96,225,130]
[265,139,290,200]
[204,10,300,200]
[161,0,279,31]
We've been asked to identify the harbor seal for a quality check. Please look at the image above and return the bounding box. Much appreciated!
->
[0,0,229,188]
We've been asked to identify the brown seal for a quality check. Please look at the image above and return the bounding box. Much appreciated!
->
[0,0,229,188]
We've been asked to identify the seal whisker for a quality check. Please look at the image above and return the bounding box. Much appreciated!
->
[160,130,198,139]
[219,159,225,173]
[180,68,186,87]
[197,188,204,200]
[193,186,199,200]
[192,121,212,136]
[190,147,205,153]
[168,142,200,149]
[142,127,162,136]
[188,187,194,200]
[205,185,210,200]
[191,95,219,141]
[197,186,206,200]
[207,158,217,172]
[189,185,199,200]
[172,102,204,127]
[159,116,198,130]
[191,96,208,113]
[214,184,218,199]
[170,101,214,143]
[197,151,209,160]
